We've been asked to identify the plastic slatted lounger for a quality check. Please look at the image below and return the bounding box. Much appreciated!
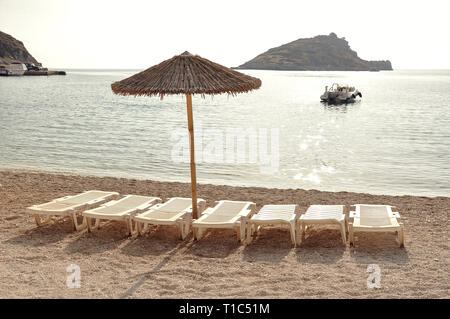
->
[27,190,119,230]
[82,195,161,235]
[133,197,206,239]
[349,204,404,247]
[298,205,347,245]
[192,200,256,242]
[246,204,300,246]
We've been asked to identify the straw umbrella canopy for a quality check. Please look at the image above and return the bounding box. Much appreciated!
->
[111,51,261,219]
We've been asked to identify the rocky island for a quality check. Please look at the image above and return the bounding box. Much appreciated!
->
[0,30,65,76]
[236,33,392,71]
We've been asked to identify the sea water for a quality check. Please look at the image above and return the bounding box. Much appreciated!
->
[0,69,449,197]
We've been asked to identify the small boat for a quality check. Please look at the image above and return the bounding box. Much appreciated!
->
[320,83,362,103]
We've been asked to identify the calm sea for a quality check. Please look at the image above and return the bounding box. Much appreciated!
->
[0,69,449,197]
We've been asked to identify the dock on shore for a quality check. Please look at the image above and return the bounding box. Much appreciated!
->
[24,70,66,76]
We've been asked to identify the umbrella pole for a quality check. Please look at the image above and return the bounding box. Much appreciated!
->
[186,94,199,220]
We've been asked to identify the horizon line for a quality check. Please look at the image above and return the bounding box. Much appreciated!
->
[46,68,450,71]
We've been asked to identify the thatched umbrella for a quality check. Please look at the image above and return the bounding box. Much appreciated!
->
[111,51,261,219]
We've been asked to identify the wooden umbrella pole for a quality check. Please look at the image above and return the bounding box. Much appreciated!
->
[186,94,199,219]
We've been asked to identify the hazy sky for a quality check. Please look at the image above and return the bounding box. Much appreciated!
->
[1,0,449,69]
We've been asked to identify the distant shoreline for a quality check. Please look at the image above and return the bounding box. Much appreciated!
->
[0,167,447,199]
[41,68,450,72]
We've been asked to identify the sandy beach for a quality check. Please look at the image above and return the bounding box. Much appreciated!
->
[0,169,448,298]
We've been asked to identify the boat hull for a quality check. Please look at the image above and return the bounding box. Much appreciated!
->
[320,86,362,103]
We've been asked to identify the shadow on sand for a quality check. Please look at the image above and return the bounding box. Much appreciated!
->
[4,217,75,247]
[119,238,193,299]
[63,221,133,255]
[121,226,187,257]
[242,228,293,263]
[185,229,241,259]
[295,228,346,264]
[348,233,410,265]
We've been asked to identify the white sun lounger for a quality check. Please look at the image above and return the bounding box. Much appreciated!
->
[349,204,404,247]
[192,200,256,242]
[133,197,206,239]
[246,204,300,246]
[82,195,160,235]
[298,205,347,244]
[27,190,119,230]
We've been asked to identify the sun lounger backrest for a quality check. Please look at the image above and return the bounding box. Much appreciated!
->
[213,201,250,216]
[94,195,157,214]
[109,195,155,210]
[33,202,77,210]
[157,198,193,213]
[258,205,298,219]
[60,191,114,205]
[304,205,344,219]
[359,205,392,226]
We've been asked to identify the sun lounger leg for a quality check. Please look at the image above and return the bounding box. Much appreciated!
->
[181,215,191,240]
[178,220,190,240]
[136,221,143,235]
[34,214,52,227]
[194,227,204,240]
[86,217,92,232]
[340,222,347,244]
[235,227,241,242]
[397,224,405,247]
[176,223,183,240]
[86,217,100,232]
[196,228,205,240]
[180,224,185,240]
[296,221,301,245]
[290,222,296,246]
[127,218,139,236]
[193,227,198,240]
[301,222,306,241]
[349,223,354,246]
[126,220,131,235]
[181,224,188,240]
[72,212,87,231]
[246,223,253,244]
[139,222,150,235]
[239,222,246,243]
[345,214,349,234]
